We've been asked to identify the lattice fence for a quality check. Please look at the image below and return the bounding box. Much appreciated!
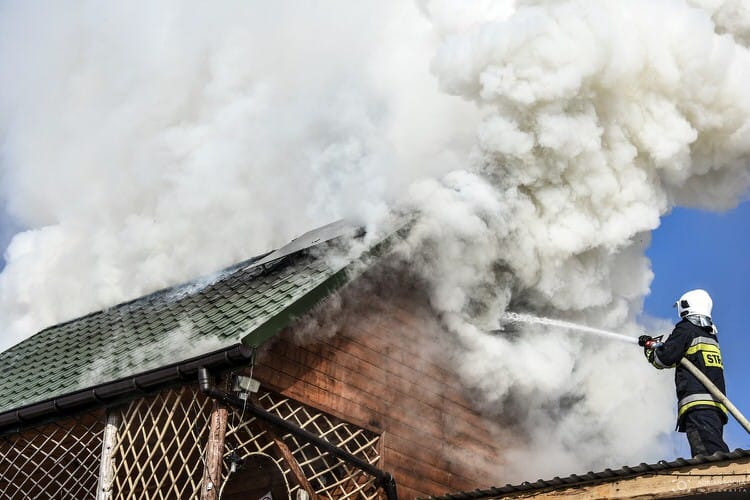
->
[1,384,384,500]
[110,384,214,500]
[0,409,105,499]
[224,390,383,500]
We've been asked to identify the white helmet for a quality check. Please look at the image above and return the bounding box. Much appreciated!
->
[674,289,713,319]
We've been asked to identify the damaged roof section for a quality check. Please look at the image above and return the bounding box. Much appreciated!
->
[0,220,363,419]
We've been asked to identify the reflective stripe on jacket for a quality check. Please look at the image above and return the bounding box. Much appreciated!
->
[678,393,727,417]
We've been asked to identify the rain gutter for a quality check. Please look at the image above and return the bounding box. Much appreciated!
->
[0,343,254,435]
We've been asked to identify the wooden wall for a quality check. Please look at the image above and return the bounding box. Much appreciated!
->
[253,271,513,498]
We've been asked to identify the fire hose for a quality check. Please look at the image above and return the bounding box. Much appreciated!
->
[502,313,750,435]
[677,356,750,434]
[639,335,750,435]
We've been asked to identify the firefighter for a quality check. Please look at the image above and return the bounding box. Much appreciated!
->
[638,289,729,457]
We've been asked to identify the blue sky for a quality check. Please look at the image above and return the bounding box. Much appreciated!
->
[645,201,750,454]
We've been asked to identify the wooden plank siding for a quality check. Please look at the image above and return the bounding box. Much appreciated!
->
[253,276,513,498]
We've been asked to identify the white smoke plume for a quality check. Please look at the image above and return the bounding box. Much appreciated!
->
[400,0,750,479]
[688,0,750,45]
[1,0,750,484]
[0,1,477,347]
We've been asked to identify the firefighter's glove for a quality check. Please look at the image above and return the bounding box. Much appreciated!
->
[638,335,662,350]
[638,335,654,365]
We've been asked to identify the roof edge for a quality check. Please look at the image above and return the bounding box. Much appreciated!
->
[0,343,254,435]
[422,449,750,499]
[241,264,351,348]
[240,225,403,348]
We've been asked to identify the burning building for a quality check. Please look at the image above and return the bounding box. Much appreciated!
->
[2,220,749,500]
[0,221,511,499]
[2,1,750,499]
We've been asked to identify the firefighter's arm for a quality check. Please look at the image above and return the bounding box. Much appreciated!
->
[649,324,691,369]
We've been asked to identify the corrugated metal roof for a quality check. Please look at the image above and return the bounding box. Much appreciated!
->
[424,448,750,499]
[0,221,361,415]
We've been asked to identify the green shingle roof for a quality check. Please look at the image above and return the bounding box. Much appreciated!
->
[0,224,360,415]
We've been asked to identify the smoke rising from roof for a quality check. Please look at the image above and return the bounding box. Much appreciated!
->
[0,1,478,346]
[398,0,750,479]
[1,0,750,482]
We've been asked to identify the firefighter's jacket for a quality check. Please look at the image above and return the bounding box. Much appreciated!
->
[648,317,728,431]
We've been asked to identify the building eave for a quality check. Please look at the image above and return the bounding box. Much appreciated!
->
[0,343,254,435]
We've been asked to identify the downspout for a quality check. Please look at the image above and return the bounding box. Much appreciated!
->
[96,409,121,500]
[201,399,228,500]
[197,367,398,500]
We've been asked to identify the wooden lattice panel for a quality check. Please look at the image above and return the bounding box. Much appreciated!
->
[224,390,382,499]
[110,385,213,499]
[0,410,105,499]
